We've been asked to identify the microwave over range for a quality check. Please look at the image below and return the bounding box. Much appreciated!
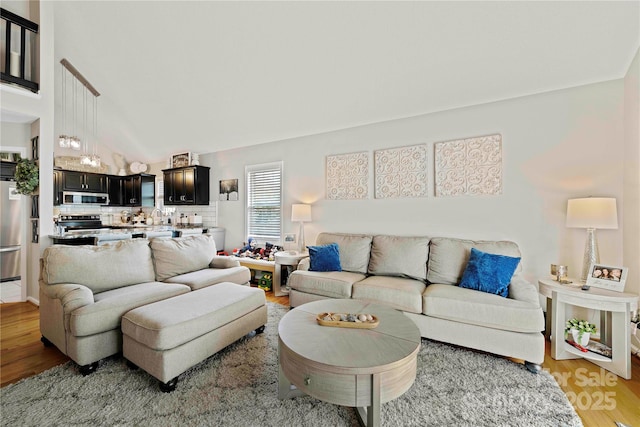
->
[61,191,109,205]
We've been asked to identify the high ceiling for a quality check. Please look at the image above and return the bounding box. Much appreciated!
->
[50,1,639,164]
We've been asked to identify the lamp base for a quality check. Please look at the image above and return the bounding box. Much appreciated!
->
[298,222,305,253]
[581,228,599,282]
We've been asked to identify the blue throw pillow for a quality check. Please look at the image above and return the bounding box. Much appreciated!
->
[459,248,521,297]
[308,243,342,272]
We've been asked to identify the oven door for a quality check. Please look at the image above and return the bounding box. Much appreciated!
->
[62,192,109,205]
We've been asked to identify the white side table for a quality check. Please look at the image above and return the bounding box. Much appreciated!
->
[274,252,308,296]
[538,278,639,380]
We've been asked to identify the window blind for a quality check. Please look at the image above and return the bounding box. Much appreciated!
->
[246,162,282,242]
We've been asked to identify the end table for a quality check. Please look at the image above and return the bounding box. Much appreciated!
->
[274,252,308,296]
[538,277,639,380]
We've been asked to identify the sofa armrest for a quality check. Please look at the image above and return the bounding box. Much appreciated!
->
[42,283,95,313]
[297,257,310,271]
[209,256,241,269]
[508,275,540,307]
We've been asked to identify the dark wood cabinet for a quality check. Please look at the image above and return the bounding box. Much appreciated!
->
[108,174,155,207]
[60,170,106,193]
[53,170,62,205]
[1,161,17,180]
[107,175,124,206]
[53,169,154,207]
[162,165,209,205]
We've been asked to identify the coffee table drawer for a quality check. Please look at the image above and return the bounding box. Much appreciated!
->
[280,344,358,406]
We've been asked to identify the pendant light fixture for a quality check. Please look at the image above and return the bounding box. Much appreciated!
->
[58,64,68,148]
[59,58,101,166]
[80,85,92,165]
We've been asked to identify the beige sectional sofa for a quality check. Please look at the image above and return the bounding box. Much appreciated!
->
[289,233,545,372]
[39,234,252,375]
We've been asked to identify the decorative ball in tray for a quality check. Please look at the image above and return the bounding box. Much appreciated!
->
[316,312,379,329]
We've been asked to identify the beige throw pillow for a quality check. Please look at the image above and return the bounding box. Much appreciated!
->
[368,235,430,281]
[151,235,217,281]
[427,237,522,285]
[42,239,155,293]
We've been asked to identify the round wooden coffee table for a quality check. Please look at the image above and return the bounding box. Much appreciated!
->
[278,299,421,427]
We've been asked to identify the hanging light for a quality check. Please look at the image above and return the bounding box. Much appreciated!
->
[58,64,69,148]
[90,93,101,168]
[80,85,92,165]
[69,77,81,150]
[59,58,101,165]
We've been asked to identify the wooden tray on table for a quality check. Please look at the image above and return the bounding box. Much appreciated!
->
[316,312,379,329]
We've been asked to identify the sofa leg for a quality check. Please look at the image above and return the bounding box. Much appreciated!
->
[255,325,266,334]
[79,361,99,376]
[524,361,541,374]
[159,377,178,393]
[126,360,139,370]
[40,335,54,347]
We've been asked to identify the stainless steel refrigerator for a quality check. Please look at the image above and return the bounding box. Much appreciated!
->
[1,180,21,281]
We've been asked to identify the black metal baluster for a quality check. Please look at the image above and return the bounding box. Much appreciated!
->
[4,21,10,75]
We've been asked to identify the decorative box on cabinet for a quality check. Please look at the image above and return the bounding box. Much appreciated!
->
[162,165,210,205]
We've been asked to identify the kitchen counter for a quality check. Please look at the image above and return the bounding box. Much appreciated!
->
[48,226,223,246]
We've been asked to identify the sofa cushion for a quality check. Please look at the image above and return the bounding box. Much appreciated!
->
[122,282,266,351]
[151,235,217,281]
[459,248,521,297]
[316,233,372,274]
[352,275,426,314]
[308,243,342,272]
[164,266,251,290]
[368,235,430,281]
[422,284,544,333]
[288,270,365,298]
[426,238,522,285]
[69,282,191,337]
[42,240,156,293]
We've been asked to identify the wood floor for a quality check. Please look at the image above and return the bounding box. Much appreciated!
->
[2,297,639,427]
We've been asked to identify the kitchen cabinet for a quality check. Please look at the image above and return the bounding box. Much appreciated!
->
[1,161,17,180]
[109,174,155,207]
[53,170,62,205]
[163,165,209,205]
[60,170,106,193]
[107,175,124,206]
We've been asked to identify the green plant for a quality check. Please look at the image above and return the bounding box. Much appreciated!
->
[565,318,597,342]
[14,158,39,195]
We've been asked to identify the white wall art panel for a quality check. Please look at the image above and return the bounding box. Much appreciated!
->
[375,144,428,199]
[326,152,369,199]
[435,134,502,197]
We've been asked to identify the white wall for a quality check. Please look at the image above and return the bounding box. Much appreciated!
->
[203,80,626,284]
[1,0,56,303]
[623,48,640,297]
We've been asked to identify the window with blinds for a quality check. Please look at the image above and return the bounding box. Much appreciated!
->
[246,162,283,242]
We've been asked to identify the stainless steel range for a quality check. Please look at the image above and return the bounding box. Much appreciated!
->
[56,214,107,233]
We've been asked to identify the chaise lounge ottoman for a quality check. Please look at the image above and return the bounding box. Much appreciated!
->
[122,282,267,391]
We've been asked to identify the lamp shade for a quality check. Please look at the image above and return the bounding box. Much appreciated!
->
[291,204,311,222]
[566,197,618,229]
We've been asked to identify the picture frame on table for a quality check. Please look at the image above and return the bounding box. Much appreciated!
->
[170,152,191,168]
[585,263,628,292]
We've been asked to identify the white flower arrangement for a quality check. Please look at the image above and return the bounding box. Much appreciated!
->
[565,318,597,343]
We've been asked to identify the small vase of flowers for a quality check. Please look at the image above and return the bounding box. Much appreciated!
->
[565,318,596,346]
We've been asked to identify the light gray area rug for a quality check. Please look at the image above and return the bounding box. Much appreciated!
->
[1,303,581,427]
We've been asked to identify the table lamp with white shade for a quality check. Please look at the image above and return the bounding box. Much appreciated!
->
[291,204,311,253]
[566,197,618,281]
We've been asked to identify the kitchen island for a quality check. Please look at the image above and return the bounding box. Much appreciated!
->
[49,226,225,249]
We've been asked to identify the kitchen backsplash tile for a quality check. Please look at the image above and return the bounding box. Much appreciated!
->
[56,202,218,227]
